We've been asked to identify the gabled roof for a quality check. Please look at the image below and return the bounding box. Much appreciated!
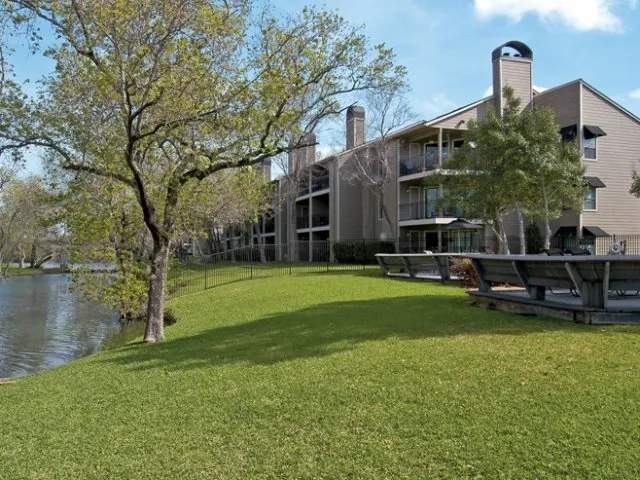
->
[535,79,640,126]
[423,95,493,127]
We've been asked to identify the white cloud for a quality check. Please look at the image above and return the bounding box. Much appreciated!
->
[533,85,548,93]
[630,89,640,99]
[422,94,457,117]
[474,0,636,32]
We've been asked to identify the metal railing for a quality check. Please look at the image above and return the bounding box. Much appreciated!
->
[311,213,329,227]
[311,174,330,193]
[398,201,462,221]
[399,151,448,176]
[167,241,375,299]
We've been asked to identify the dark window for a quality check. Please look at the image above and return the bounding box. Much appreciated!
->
[560,125,577,143]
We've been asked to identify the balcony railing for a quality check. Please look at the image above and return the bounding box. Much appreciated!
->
[263,219,275,233]
[296,216,309,229]
[297,174,330,196]
[311,174,330,193]
[399,201,463,221]
[399,150,450,177]
[311,213,329,227]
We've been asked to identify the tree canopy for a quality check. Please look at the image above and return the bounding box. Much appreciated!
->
[0,0,407,341]
[444,87,585,253]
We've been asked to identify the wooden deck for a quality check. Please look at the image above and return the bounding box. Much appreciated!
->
[467,254,640,324]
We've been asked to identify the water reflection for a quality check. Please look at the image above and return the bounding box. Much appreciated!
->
[0,274,120,378]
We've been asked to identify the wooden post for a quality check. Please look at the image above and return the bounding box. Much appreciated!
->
[434,255,451,281]
[470,258,491,292]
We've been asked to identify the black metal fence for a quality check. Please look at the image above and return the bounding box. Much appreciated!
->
[167,242,373,299]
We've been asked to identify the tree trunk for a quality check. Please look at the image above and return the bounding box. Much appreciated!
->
[19,249,25,269]
[542,183,552,250]
[144,240,169,343]
[254,222,267,263]
[29,242,37,268]
[491,217,510,254]
[515,203,526,254]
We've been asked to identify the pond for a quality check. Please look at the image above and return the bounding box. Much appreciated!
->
[0,274,123,378]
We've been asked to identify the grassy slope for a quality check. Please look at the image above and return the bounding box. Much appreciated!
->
[1,272,640,479]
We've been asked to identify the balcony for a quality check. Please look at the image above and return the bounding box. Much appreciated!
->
[399,201,463,221]
[297,174,330,197]
[311,174,330,193]
[296,216,309,229]
[311,213,329,228]
[263,219,275,233]
[399,151,450,177]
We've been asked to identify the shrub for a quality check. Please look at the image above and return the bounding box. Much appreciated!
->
[450,257,478,288]
[526,223,543,254]
[332,240,396,264]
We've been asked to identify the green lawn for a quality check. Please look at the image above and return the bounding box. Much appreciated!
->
[2,271,640,479]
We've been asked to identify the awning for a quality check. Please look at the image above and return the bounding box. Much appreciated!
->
[584,176,606,188]
[583,226,610,237]
[442,218,483,230]
[584,125,607,138]
[554,226,610,237]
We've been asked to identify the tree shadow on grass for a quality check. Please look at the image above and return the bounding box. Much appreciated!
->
[102,294,620,373]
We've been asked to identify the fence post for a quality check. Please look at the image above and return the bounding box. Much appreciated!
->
[204,263,208,289]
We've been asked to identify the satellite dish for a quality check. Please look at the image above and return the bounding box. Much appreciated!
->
[610,243,622,255]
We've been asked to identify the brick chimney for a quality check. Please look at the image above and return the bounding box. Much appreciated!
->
[491,41,533,115]
[346,105,365,149]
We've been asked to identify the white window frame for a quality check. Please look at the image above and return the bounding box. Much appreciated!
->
[583,133,597,161]
[583,186,597,211]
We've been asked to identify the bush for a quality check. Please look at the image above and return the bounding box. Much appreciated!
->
[450,257,478,288]
[526,223,543,254]
[332,240,396,264]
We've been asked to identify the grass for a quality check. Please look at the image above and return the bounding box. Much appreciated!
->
[2,271,640,479]
[1,266,65,277]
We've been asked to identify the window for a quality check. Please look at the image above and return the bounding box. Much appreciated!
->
[583,186,597,210]
[583,125,606,160]
[560,125,577,144]
[583,135,597,160]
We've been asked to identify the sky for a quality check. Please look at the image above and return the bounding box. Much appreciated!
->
[7,0,640,170]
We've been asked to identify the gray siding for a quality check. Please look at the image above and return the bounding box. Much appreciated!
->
[533,82,580,128]
[499,57,532,111]
[581,85,640,234]
[337,162,363,240]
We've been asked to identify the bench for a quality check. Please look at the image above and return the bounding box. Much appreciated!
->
[467,254,640,309]
[375,253,463,281]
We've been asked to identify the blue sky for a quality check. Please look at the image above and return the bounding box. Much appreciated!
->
[273,0,640,121]
[8,0,640,169]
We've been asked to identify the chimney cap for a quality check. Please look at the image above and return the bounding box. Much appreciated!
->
[492,41,533,61]
[346,105,365,118]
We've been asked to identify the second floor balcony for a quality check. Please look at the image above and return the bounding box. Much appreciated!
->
[311,213,329,228]
[399,150,450,177]
[399,201,463,222]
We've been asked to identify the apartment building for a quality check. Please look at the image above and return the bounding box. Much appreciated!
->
[242,40,640,258]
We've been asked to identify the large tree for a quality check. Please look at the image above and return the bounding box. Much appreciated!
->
[445,87,584,253]
[0,0,405,341]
